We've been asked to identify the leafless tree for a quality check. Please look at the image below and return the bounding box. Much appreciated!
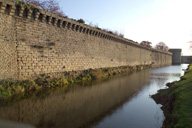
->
[21,0,65,16]
[140,41,152,48]
[155,42,169,51]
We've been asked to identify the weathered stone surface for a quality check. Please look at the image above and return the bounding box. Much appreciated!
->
[0,0,172,80]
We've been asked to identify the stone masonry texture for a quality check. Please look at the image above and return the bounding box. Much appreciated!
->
[0,0,172,80]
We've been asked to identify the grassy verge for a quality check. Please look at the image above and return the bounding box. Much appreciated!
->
[152,64,192,128]
[0,65,150,101]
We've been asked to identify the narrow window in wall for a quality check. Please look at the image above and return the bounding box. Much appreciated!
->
[15,5,20,16]
[5,5,11,15]
[57,19,61,27]
[31,9,36,20]
[51,18,56,25]
[67,22,71,29]
[38,13,43,22]
[95,32,98,36]
[62,21,66,28]
[23,7,28,18]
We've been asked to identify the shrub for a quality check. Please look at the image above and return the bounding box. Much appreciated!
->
[77,19,85,24]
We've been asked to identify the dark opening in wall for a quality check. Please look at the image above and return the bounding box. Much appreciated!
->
[51,18,56,25]
[98,32,100,37]
[67,22,71,29]
[72,24,75,30]
[15,5,20,16]
[23,7,28,18]
[62,21,66,28]
[38,13,43,22]
[92,31,95,35]
[5,4,11,15]
[31,9,36,20]
[89,30,92,35]
[83,28,86,33]
[57,19,61,27]
[79,27,83,32]
[95,32,98,36]
[45,16,49,24]
[75,25,79,31]
[86,29,89,34]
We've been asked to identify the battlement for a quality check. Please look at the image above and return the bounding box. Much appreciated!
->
[0,0,172,80]
[0,0,135,45]
[0,0,172,56]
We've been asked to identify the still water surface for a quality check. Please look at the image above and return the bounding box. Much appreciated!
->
[0,64,188,128]
[93,64,188,128]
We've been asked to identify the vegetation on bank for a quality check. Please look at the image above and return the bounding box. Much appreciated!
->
[152,64,192,128]
[0,65,150,100]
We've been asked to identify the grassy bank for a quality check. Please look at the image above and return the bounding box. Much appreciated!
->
[152,64,192,128]
[0,65,150,101]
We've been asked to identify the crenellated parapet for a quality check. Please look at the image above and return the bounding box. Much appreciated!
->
[0,0,172,80]
[0,0,162,52]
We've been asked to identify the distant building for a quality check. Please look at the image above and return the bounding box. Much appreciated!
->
[169,49,182,64]
[182,56,192,64]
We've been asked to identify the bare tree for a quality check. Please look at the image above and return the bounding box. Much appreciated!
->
[20,0,65,16]
[140,41,152,48]
[155,42,169,51]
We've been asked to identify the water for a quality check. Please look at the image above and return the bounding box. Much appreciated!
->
[0,64,188,128]
[93,64,188,128]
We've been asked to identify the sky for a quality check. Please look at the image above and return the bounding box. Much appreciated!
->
[57,0,192,55]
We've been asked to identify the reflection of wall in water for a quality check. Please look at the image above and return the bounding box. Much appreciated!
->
[0,70,151,128]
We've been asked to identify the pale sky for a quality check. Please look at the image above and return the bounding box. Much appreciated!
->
[58,0,192,55]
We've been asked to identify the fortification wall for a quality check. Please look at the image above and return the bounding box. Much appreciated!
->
[0,0,172,80]
[182,56,192,64]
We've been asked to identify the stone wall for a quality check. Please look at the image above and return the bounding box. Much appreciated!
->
[169,49,182,64]
[182,56,192,64]
[0,0,172,80]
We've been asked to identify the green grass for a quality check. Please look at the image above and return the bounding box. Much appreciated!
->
[152,64,192,128]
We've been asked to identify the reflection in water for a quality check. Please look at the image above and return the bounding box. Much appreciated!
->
[92,64,188,128]
[0,64,188,128]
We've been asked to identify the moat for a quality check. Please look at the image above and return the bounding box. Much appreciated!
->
[0,64,188,128]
